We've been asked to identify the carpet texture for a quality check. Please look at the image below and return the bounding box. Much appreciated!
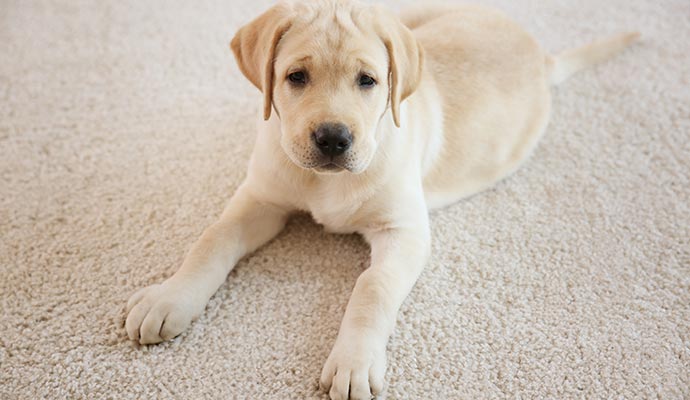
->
[1,0,688,398]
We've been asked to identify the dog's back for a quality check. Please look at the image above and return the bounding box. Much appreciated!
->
[403,5,551,208]
[400,5,638,209]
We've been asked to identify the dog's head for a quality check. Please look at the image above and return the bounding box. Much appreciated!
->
[231,0,423,174]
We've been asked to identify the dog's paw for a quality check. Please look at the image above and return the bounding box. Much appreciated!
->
[320,333,387,400]
[124,281,203,345]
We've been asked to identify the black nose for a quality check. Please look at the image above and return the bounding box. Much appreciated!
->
[313,123,353,157]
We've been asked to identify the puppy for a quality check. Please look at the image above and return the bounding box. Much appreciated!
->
[125,1,638,398]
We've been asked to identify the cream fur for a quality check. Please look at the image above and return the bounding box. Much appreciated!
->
[124,2,639,399]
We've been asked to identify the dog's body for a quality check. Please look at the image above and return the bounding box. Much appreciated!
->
[125,2,637,399]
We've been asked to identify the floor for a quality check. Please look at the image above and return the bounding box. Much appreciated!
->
[1,0,688,398]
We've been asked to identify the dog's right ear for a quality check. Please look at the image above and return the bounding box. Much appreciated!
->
[231,3,293,121]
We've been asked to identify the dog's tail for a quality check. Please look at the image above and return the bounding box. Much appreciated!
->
[547,32,640,86]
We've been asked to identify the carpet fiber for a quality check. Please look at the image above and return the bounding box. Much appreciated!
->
[1,0,688,398]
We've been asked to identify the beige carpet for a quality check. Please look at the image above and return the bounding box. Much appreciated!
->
[1,0,688,398]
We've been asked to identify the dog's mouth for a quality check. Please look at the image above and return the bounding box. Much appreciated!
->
[313,162,346,174]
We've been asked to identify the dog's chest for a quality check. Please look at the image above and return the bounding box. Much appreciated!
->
[308,201,361,234]
[304,188,370,234]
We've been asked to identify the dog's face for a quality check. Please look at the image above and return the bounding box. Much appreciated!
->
[231,0,422,174]
[271,22,389,174]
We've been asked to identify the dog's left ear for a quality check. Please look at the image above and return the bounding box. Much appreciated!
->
[230,3,293,121]
[374,8,424,128]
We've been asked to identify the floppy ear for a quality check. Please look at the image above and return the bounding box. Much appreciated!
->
[230,3,293,121]
[375,10,424,128]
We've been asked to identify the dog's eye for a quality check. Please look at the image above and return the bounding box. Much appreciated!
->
[288,71,307,85]
[358,74,376,88]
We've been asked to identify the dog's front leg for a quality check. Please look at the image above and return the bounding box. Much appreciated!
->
[125,183,289,344]
[320,217,431,400]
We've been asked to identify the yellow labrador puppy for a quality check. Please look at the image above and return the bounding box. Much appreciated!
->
[125,1,637,398]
